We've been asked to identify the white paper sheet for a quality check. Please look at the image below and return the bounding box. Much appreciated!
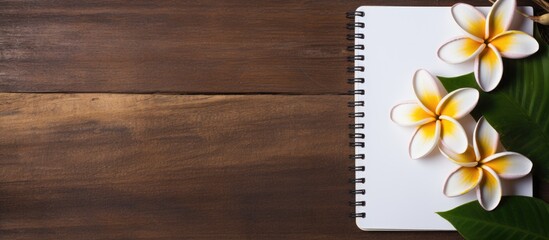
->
[353,6,534,231]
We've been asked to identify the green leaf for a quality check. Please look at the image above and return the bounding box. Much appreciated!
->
[437,196,549,240]
[438,29,549,182]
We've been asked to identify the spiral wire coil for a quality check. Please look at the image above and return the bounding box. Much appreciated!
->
[347,10,366,218]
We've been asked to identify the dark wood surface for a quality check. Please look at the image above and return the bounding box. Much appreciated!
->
[0,0,545,239]
[1,0,499,94]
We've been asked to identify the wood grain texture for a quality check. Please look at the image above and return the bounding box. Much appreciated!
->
[0,0,546,239]
[0,0,494,94]
[0,93,466,239]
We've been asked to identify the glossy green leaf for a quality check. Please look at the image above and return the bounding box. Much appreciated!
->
[439,29,549,182]
[438,196,549,240]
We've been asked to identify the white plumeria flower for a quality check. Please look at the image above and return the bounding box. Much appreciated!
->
[390,69,479,159]
[441,117,533,211]
[438,0,539,92]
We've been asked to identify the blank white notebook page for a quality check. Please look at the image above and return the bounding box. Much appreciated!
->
[353,6,533,230]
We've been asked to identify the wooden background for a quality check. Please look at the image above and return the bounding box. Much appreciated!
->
[0,0,546,239]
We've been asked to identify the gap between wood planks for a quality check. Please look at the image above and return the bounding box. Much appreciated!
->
[0,91,352,96]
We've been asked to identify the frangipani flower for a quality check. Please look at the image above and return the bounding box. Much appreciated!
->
[442,117,533,211]
[438,0,539,92]
[390,69,479,159]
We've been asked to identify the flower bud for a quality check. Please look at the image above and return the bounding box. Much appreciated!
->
[539,13,549,25]
[533,13,549,25]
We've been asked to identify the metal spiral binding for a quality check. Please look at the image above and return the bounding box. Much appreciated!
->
[347,10,366,219]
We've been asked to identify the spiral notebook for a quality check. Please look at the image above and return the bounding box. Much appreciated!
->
[349,6,534,231]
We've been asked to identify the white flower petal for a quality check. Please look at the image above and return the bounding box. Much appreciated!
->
[438,37,485,64]
[474,44,503,92]
[409,120,441,159]
[413,69,447,114]
[486,0,516,40]
[444,167,483,197]
[451,3,487,40]
[481,152,533,179]
[473,117,499,160]
[491,30,539,59]
[390,102,436,127]
[439,144,478,167]
[439,116,468,154]
[477,166,502,211]
[436,88,479,119]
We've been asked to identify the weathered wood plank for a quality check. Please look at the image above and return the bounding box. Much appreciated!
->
[0,93,468,239]
[0,0,493,93]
